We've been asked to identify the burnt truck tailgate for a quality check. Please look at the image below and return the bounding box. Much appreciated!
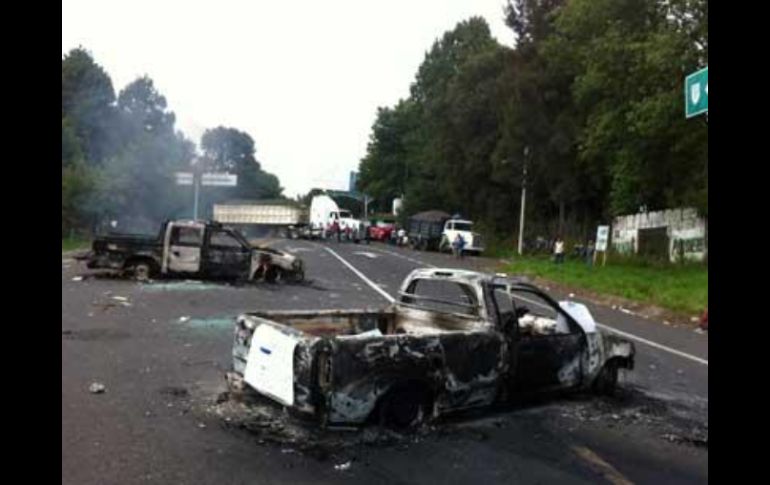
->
[232,309,394,417]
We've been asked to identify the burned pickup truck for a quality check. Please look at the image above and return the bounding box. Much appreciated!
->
[227,268,634,428]
[81,219,304,283]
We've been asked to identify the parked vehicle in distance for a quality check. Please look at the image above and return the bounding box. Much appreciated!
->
[309,194,364,241]
[439,219,484,255]
[213,199,309,239]
[406,211,484,254]
[368,218,396,241]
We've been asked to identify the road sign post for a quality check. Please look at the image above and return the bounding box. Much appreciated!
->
[176,171,237,219]
[593,225,610,266]
[685,67,708,119]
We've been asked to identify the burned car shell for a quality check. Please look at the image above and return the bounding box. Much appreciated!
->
[229,268,634,426]
[83,219,304,282]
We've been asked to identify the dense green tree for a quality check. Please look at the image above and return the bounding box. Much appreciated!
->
[200,126,283,202]
[357,1,707,245]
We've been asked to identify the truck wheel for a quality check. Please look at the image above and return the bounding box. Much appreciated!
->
[593,361,619,396]
[291,268,305,283]
[264,266,279,283]
[132,261,153,282]
[378,387,429,429]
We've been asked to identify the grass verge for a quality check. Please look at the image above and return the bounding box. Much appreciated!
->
[62,237,90,253]
[504,255,708,316]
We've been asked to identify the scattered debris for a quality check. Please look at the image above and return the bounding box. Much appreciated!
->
[198,422,207,429]
[71,276,84,282]
[64,328,131,341]
[159,386,189,398]
[699,309,708,331]
[111,296,129,302]
[334,461,352,471]
[178,316,234,330]
[89,382,106,394]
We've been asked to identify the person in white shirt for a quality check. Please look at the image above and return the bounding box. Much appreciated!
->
[554,237,565,264]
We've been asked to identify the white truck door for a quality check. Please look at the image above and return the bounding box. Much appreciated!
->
[164,222,203,273]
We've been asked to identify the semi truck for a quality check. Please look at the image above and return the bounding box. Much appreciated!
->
[213,200,309,239]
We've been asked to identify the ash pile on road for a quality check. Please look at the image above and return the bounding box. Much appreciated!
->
[547,388,708,448]
[205,391,433,461]
[201,385,707,462]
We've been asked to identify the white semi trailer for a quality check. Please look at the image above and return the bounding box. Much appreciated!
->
[213,200,309,239]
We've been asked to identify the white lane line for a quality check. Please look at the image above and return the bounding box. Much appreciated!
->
[512,293,708,367]
[323,247,395,303]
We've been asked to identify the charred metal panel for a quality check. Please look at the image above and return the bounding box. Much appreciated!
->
[326,334,445,424]
[513,334,584,392]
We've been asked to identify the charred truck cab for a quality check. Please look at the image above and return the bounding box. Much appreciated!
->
[228,268,634,428]
[84,219,304,283]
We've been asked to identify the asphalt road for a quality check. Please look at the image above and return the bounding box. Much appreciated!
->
[62,240,708,484]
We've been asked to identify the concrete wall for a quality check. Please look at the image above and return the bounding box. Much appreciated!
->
[612,208,706,262]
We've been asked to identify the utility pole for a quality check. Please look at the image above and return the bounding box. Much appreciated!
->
[193,173,200,220]
[517,147,529,255]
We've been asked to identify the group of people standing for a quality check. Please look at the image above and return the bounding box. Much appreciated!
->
[552,237,595,265]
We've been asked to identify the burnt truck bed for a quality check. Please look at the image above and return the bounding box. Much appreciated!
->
[231,308,505,425]
[86,233,162,270]
[229,268,635,428]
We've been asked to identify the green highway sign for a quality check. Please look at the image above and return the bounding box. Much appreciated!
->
[685,66,708,118]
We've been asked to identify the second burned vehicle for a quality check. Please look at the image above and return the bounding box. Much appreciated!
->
[227,268,635,428]
[82,219,305,283]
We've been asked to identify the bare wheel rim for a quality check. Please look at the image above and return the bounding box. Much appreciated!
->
[134,263,151,281]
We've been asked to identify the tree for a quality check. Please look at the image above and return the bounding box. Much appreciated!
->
[200,127,283,202]
[546,0,708,215]
[62,47,117,164]
[87,76,193,226]
[358,100,419,210]
[357,3,707,244]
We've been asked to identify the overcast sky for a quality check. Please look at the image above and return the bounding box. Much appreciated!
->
[62,0,515,197]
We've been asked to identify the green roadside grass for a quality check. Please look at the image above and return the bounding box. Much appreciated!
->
[62,237,90,253]
[503,254,708,316]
